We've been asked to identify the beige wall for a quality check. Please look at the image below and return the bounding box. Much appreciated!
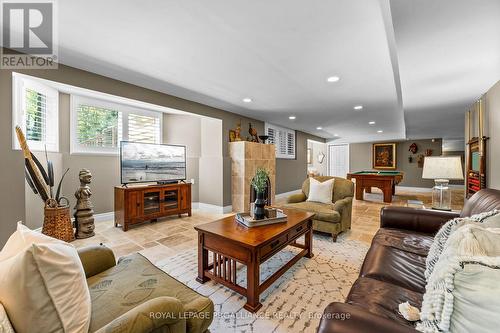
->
[24,96,210,228]
[0,61,319,244]
[163,113,202,203]
[276,131,325,193]
[1,70,28,245]
[349,139,446,188]
[485,80,500,189]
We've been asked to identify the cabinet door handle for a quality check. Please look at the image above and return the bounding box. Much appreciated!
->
[296,225,303,233]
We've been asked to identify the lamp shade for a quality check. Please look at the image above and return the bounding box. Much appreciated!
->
[422,156,464,180]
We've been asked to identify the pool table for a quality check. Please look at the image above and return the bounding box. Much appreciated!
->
[346,171,404,203]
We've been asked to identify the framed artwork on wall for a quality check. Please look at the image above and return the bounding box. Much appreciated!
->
[373,143,397,169]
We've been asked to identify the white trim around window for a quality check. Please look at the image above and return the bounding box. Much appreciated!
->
[70,95,163,155]
[265,122,296,159]
[12,75,59,152]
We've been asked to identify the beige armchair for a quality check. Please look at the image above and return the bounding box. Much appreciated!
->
[80,245,214,333]
[283,176,354,241]
[0,245,214,333]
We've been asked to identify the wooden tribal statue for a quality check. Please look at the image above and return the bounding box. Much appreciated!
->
[74,169,95,238]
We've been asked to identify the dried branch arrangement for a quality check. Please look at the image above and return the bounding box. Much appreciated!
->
[15,126,69,206]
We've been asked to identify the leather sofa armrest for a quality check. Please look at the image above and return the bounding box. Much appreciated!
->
[287,193,307,204]
[333,197,352,212]
[78,245,116,278]
[94,297,186,333]
[380,206,460,234]
[317,303,418,333]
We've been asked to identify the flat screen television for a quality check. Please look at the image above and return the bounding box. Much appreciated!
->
[120,141,186,185]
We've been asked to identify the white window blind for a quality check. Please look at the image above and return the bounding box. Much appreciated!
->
[128,113,161,144]
[71,95,162,154]
[12,77,59,152]
[265,123,296,159]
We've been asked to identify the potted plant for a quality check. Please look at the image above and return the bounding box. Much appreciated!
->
[251,167,269,220]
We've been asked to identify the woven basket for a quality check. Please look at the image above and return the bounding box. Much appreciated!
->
[43,204,75,242]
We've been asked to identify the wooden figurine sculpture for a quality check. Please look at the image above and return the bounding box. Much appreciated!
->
[74,169,95,238]
[235,121,242,141]
[249,123,259,143]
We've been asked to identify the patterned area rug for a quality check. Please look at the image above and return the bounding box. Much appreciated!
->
[152,234,369,333]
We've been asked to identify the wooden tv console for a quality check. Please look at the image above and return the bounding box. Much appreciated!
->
[114,183,191,231]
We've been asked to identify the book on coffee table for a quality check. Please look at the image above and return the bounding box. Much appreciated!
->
[235,211,287,227]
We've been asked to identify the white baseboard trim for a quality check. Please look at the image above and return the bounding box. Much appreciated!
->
[94,211,115,222]
[275,189,301,200]
[194,202,233,214]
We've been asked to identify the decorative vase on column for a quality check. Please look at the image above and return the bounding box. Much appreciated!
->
[251,167,270,220]
[254,191,266,220]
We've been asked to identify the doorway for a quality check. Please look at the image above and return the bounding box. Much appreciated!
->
[328,144,349,178]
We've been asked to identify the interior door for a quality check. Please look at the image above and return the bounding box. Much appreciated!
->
[328,144,349,178]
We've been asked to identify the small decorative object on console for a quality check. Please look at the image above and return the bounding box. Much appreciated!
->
[74,169,95,239]
[251,167,270,219]
[229,129,236,142]
[265,207,277,218]
[258,135,269,143]
[248,122,259,143]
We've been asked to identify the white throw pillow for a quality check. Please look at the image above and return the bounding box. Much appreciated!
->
[307,178,334,204]
[0,222,56,261]
[418,224,500,333]
[0,223,91,333]
[425,210,500,280]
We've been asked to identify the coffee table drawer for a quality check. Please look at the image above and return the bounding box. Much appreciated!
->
[261,234,288,258]
[288,222,307,240]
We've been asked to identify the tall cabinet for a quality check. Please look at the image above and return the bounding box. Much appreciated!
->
[114,183,192,231]
[465,97,488,198]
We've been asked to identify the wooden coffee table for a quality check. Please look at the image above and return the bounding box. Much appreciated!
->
[195,209,314,312]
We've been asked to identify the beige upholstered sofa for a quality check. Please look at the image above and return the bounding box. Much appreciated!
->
[0,245,214,333]
[283,176,354,241]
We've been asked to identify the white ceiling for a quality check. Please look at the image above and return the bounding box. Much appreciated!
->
[52,0,499,143]
[390,0,500,140]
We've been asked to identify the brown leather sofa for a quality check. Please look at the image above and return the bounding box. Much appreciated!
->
[317,189,500,333]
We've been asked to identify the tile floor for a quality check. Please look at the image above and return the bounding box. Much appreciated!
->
[73,187,465,263]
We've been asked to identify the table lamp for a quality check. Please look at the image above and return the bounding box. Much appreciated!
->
[422,156,464,210]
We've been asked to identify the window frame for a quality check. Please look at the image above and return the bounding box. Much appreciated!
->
[70,95,162,155]
[265,123,296,159]
[12,75,59,152]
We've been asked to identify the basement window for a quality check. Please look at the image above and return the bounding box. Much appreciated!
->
[12,76,59,152]
[265,123,296,159]
[70,95,162,155]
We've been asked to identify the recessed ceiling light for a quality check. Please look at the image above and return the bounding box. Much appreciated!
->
[334,133,339,137]
[354,105,363,110]
[242,97,252,103]
[377,130,383,133]
[289,116,296,120]
[369,121,376,125]
[327,76,340,83]
[316,126,323,130]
